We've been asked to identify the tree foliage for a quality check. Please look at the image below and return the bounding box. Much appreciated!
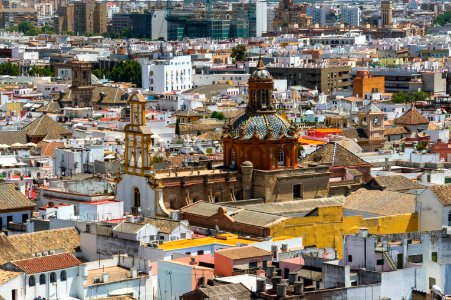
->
[109,60,142,87]
[391,91,429,104]
[231,44,247,62]
[433,11,451,27]
[0,62,20,76]
[211,111,226,120]
[29,66,53,77]
[10,22,54,36]
[416,141,428,151]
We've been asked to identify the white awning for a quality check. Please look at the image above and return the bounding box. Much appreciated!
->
[0,157,17,165]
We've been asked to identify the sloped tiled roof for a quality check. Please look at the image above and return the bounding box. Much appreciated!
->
[113,222,146,234]
[92,86,127,105]
[199,283,251,300]
[370,175,425,191]
[394,107,429,125]
[216,246,272,260]
[143,217,183,234]
[38,141,65,157]
[300,143,369,167]
[36,101,61,113]
[344,188,416,216]
[429,184,451,206]
[384,126,409,135]
[13,253,81,274]
[342,128,368,141]
[359,103,381,113]
[0,183,35,212]
[0,131,27,145]
[0,269,22,285]
[22,114,71,138]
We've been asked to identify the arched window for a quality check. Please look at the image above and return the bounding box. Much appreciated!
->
[50,272,56,283]
[278,149,285,166]
[39,274,46,285]
[29,275,35,286]
[133,187,141,208]
[60,270,67,281]
[230,149,236,168]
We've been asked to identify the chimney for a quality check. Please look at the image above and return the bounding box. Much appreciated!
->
[256,278,266,293]
[293,281,304,295]
[288,272,298,285]
[277,282,287,298]
[272,276,282,290]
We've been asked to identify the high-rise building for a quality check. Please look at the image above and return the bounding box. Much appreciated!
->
[340,6,360,26]
[230,0,267,38]
[381,0,393,27]
[94,1,107,34]
[54,4,74,34]
[74,0,107,35]
[306,5,327,26]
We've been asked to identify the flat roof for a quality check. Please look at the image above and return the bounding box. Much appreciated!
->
[158,235,257,251]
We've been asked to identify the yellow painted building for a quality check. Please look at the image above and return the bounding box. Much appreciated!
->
[5,102,23,116]
[270,206,418,258]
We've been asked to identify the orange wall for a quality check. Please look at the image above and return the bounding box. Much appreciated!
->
[353,76,385,97]
[214,252,234,277]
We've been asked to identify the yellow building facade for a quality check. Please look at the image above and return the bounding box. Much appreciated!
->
[270,206,418,258]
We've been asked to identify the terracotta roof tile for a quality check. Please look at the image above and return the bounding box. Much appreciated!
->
[384,127,409,135]
[0,268,22,284]
[0,183,35,211]
[23,114,71,138]
[13,253,81,274]
[215,246,272,260]
[395,107,429,126]
[0,131,27,145]
[344,188,416,216]
[370,175,425,191]
[429,184,451,206]
[38,141,65,157]
[300,143,369,167]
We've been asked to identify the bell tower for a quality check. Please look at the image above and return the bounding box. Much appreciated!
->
[124,92,153,176]
[357,103,386,152]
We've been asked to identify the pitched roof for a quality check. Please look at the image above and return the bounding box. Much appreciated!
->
[38,141,65,157]
[198,283,251,300]
[341,128,369,142]
[113,222,146,234]
[13,253,81,274]
[394,107,429,125]
[215,246,272,260]
[359,103,382,113]
[36,101,61,113]
[0,268,22,284]
[142,217,183,234]
[0,131,27,145]
[232,196,345,216]
[344,188,416,216]
[384,126,409,136]
[92,86,128,105]
[0,183,36,212]
[22,114,71,138]
[4,227,80,264]
[370,175,425,191]
[180,201,286,227]
[429,184,451,206]
[300,143,369,167]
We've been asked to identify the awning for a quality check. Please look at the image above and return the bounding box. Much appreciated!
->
[0,157,17,165]
[108,288,134,296]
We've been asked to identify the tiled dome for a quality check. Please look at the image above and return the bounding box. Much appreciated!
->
[231,113,293,140]
[251,68,271,80]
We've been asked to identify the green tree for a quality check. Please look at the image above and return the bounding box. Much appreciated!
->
[109,60,142,87]
[416,141,428,151]
[211,111,225,121]
[17,22,39,35]
[231,44,247,62]
[29,66,53,77]
[175,119,181,136]
[433,11,451,26]
[206,148,213,155]
[392,91,429,104]
[0,62,20,76]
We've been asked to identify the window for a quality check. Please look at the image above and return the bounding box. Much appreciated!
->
[293,184,302,199]
[230,149,236,168]
[60,271,67,281]
[277,149,285,166]
[376,259,384,265]
[429,277,436,289]
[22,213,28,223]
[159,235,165,240]
[133,187,141,208]
[432,252,437,262]
[448,211,451,226]
[50,272,56,283]
[197,250,204,255]
[39,274,46,285]
[29,275,35,286]
[180,233,186,239]
[348,255,353,262]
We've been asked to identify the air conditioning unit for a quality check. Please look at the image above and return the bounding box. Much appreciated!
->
[36,253,42,257]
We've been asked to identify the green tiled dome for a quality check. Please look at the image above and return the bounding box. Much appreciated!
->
[231,113,293,140]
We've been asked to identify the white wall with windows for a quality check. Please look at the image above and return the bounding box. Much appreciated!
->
[142,56,192,93]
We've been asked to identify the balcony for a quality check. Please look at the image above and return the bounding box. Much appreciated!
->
[7,222,27,232]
